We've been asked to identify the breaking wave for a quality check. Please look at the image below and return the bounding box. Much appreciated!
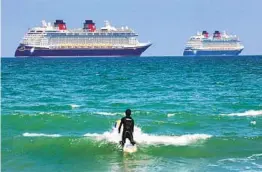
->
[23,132,61,137]
[70,104,81,109]
[94,112,122,116]
[220,110,262,117]
[84,126,212,146]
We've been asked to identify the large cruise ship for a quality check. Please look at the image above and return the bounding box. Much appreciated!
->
[15,20,152,57]
[183,31,244,56]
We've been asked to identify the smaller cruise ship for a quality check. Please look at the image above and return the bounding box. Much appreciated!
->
[183,31,244,56]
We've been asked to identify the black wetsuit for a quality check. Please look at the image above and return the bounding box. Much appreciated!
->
[118,116,136,146]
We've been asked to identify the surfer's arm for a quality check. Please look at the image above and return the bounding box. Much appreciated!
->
[118,119,123,133]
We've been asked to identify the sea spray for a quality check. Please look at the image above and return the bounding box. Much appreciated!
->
[84,126,212,146]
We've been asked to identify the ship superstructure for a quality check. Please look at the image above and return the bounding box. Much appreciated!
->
[15,20,151,57]
[183,31,244,56]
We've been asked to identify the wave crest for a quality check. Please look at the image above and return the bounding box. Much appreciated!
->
[84,126,212,146]
[70,104,81,109]
[221,110,262,117]
[23,132,61,137]
[167,113,175,117]
[95,112,122,116]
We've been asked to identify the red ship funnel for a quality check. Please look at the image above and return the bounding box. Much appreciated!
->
[54,20,67,30]
[83,20,96,32]
[202,31,209,38]
[213,31,221,38]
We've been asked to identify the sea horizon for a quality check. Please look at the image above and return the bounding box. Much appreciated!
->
[2,55,262,58]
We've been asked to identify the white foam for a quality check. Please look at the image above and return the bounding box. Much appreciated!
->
[250,121,256,125]
[17,112,54,117]
[23,132,61,137]
[84,133,100,137]
[217,153,262,169]
[39,112,53,115]
[247,153,262,159]
[220,110,262,117]
[84,126,212,146]
[70,104,80,109]
[167,113,175,117]
[95,112,122,116]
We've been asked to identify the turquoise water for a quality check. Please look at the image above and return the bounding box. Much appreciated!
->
[2,56,262,171]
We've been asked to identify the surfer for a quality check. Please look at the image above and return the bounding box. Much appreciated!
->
[118,109,136,147]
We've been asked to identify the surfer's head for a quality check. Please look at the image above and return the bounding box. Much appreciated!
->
[125,109,131,116]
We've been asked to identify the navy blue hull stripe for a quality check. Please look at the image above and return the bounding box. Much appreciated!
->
[183,49,243,56]
[15,44,151,57]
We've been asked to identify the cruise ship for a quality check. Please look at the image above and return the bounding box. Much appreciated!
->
[15,20,152,57]
[183,31,244,56]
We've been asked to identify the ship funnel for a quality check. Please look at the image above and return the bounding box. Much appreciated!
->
[202,31,209,38]
[54,20,67,30]
[83,20,96,32]
[213,31,221,38]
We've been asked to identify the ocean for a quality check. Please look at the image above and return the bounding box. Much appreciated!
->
[1,56,262,171]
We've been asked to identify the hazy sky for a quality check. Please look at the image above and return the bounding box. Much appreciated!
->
[2,0,262,56]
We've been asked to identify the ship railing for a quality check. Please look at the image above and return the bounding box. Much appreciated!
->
[50,43,120,49]
[199,47,242,50]
[67,29,134,33]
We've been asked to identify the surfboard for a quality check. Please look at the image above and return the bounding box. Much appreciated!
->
[123,142,137,153]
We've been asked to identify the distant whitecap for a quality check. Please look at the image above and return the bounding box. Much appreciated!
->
[70,104,81,109]
[167,113,175,117]
[23,132,61,137]
[220,110,262,117]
